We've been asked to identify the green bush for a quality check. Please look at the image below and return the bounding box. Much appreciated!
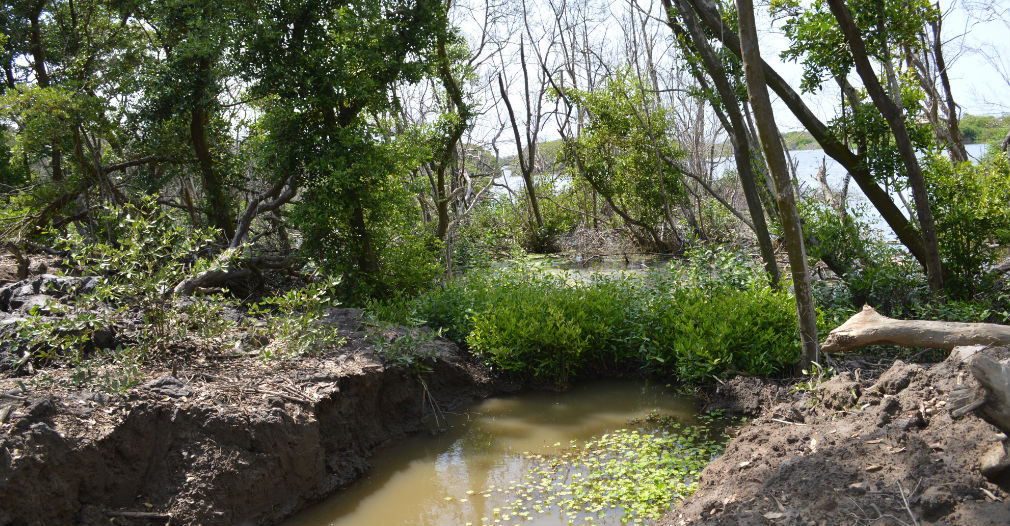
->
[465,271,641,384]
[641,285,799,380]
[924,150,1010,296]
[371,258,801,385]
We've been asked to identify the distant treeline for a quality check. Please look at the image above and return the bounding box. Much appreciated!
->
[776,114,1009,151]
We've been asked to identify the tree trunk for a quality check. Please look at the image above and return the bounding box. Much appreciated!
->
[826,0,945,292]
[930,10,968,163]
[498,64,544,233]
[685,0,931,272]
[433,29,469,241]
[28,5,63,182]
[190,104,235,240]
[822,305,1010,353]
[666,0,780,288]
[736,0,819,368]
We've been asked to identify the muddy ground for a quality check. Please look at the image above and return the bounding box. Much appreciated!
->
[659,346,1010,526]
[0,307,502,526]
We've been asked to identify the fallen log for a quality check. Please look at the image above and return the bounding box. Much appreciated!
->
[822,305,1010,354]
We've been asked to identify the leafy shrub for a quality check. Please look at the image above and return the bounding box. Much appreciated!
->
[247,276,345,359]
[923,150,1010,296]
[370,259,801,385]
[451,199,525,271]
[641,285,799,380]
[4,200,234,389]
[798,197,932,315]
[675,244,765,290]
[465,271,641,384]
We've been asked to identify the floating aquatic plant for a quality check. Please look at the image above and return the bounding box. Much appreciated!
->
[458,413,729,526]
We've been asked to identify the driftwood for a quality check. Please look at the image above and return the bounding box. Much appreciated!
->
[821,305,1010,354]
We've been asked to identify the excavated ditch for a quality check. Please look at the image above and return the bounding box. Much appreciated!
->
[0,309,498,526]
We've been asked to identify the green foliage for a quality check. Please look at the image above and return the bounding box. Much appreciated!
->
[465,270,642,385]
[789,361,836,394]
[777,0,935,94]
[4,199,226,388]
[563,70,685,249]
[290,130,442,302]
[451,199,525,271]
[238,0,453,302]
[453,414,729,525]
[247,277,345,359]
[675,245,764,290]
[923,150,1010,296]
[365,322,439,371]
[960,114,1010,145]
[641,284,799,380]
[370,255,801,385]
[797,198,935,314]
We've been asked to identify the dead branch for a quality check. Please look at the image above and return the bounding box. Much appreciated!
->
[230,176,297,250]
[822,305,1010,353]
[172,252,293,297]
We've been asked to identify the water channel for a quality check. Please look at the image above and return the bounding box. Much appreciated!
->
[289,380,707,526]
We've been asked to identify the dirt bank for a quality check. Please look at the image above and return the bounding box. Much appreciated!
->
[661,347,1010,526]
[0,309,497,525]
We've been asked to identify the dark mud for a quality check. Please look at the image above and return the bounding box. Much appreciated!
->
[660,346,1010,526]
[0,309,498,526]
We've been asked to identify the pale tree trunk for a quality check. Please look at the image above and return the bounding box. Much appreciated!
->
[665,0,780,288]
[684,0,932,273]
[736,0,819,368]
[826,0,945,292]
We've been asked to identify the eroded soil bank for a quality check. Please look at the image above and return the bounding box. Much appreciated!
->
[0,309,499,526]
[659,346,1010,526]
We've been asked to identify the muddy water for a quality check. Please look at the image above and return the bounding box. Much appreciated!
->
[289,380,700,526]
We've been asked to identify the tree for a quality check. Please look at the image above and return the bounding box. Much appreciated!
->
[664,0,781,287]
[236,0,451,300]
[682,0,934,276]
[735,0,819,368]
[563,70,685,252]
[823,0,944,291]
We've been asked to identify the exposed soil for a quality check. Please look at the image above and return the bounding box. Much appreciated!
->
[5,253,1010,526]
[0,307,501,526]
[660,347,1010,526]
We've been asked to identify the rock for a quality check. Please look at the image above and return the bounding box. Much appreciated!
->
[0,275,99,313]
[871,360,922,395]
[892,413,925,431]
[13,397,56,432]
[980,441,1010,477]
[322,307,365,331]
[14,295,55,315]
[143,375,193,398]
[27,261,47,275]
[90,327,117,350]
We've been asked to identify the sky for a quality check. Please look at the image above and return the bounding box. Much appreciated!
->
[456,0,1009,152]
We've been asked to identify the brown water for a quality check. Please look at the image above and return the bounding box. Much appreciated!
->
[289,380,700,526]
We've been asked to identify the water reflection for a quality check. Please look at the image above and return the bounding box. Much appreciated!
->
[288,380,699,526]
